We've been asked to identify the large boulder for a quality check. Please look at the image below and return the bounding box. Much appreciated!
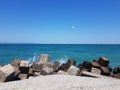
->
[32,62,53,72]
[66,59,76,69]
[97,57,109,67]
[41,67,54,75]
[40,54,50,62]
[82,61,92,72]
[59,59,76,71]
[67,66,80,76]
[0,64,14,82]
[19,60,29,74]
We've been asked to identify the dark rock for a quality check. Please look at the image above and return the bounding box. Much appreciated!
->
[113,66,120,74]
[100,66,110,76]
[82,61,92,72]
[66,59,76,69]
[59,59,76,71]
[59,63,67,71]
[5,72,20,82]
[19,60,29,74]
[97,57,109,67]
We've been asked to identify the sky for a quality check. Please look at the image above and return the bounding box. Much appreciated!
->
[0,0,120,44]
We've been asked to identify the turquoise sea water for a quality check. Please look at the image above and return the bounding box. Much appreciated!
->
[0,44,120,67]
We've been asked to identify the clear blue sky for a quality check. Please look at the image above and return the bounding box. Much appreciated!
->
[0,0,120,44]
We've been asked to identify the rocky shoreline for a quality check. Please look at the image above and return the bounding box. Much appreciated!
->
[0,54,120,83]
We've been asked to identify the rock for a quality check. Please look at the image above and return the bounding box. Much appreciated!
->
[40,54,50,62]
[20,60,29,67]
[57,70,68,75]
[28,68,33,76]
[41,67,54,75]
[91,67,101,75]
[115,73,120,79]
[11,59,21,67]
[82,61,92,72]
[0,71,6,82]
[18,74,28,80]
[97,57,109,67]
[52,61,60,72]
[113,66,120,74]
[59,59,76,71]
[59,63,67,71]
[67,66,80,76]
[19,60,29,74]
[32,62,53,72]
[100,66,110,76]
[92,61,101,69]
[66,59,76,68]
[0,64,14,76]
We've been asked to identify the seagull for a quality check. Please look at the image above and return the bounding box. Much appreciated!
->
[71,26,75,30]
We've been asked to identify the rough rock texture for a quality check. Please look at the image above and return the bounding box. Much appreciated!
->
[97,57,109,67]
[0,64,14,76]
[41,67,54,75]
[40,54,50,62]
[32,62,53,72]
[67,66,80,76]
[59,59,76,71]
[20,60,29,67]
[11,59,21,67]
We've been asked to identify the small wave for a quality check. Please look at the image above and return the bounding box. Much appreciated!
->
[28,53,39,64]
[55,55,69,65]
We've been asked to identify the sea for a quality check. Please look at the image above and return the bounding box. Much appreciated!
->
[0,44,120,68]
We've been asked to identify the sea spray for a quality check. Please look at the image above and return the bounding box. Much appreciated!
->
[54,55,69,65]
[28,53,39,64]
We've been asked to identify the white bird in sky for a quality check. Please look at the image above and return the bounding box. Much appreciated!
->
[71,26,75,30]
